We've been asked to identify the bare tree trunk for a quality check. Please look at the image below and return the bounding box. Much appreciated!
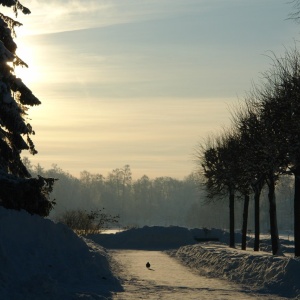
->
[242,193,250,250]
[294,166,300,257]
[254,188,261,251]
[229,191,235,248]
[267,174,281,255]
[252,180,264,252]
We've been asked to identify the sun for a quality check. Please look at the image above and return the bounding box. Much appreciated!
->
[14,40,41,85]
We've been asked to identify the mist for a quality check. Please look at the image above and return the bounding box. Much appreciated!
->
[23,158,294,233]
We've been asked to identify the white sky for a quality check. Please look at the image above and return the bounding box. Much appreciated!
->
[7,0,300,179]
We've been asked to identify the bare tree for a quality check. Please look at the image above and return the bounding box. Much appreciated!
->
[233,90,285,255]
[196,130,242,248]
[261,47,300,256]
[57,208,119,235]
[288,0,300,22]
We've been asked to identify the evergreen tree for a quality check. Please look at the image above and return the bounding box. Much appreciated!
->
[0,1,55,216]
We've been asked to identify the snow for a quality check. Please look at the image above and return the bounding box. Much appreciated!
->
[1,207,299,299]
[0,207,121,299]
[110,249,285,299]
[87,226,242,250]
[171,243,300,298]
[89,226,300,299]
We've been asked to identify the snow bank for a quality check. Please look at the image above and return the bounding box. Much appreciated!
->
[0,207,121,300]
[172,243,300,298]
[87,226,242,249]
[89,225,299,298]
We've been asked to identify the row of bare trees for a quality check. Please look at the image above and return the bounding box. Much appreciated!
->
[23,160,201,227]
[196,47,300,256]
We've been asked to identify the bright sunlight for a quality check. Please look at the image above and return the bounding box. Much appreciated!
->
[14,40,41,85]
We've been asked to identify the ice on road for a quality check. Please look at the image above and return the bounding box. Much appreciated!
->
[110,250,286,300]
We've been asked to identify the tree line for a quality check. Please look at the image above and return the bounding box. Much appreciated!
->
[196,47,300,256]
[194,0,300,257]
[23,160,201,227]
[23,158,294,236]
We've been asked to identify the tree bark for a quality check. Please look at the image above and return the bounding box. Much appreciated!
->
[241,193,250,250]
[229,191,235,248]
[254,187,261,252]
[294,166,300,257]
[267,174,280,255]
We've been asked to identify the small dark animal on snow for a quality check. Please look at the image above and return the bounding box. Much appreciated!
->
[146,262,150,268]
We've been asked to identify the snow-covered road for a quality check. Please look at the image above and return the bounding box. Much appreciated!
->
[109,250,286,300]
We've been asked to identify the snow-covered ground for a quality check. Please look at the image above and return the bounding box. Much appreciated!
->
[109,249,286,299]
[171,244,300,299]
[0,207,121,300]
[1,207,299,299]
[87,226,241,250]
[89,226,300,299]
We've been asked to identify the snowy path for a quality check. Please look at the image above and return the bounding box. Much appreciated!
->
[109,250,287,300]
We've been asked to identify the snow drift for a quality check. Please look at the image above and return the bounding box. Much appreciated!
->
[0,207,121,300]
[172,243,300,298]
[87,226,242,249]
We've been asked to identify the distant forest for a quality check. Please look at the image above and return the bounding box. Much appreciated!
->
[23,158,294,233]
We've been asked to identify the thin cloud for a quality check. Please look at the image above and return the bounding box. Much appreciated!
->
[14,0,113,35]
[13,0,209,36]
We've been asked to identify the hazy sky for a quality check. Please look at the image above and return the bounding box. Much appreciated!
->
[8,0,300,179]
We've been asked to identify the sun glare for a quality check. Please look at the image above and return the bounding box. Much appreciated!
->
[14,41,40,85]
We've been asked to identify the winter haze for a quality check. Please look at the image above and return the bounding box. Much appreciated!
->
[7,0,299,178]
